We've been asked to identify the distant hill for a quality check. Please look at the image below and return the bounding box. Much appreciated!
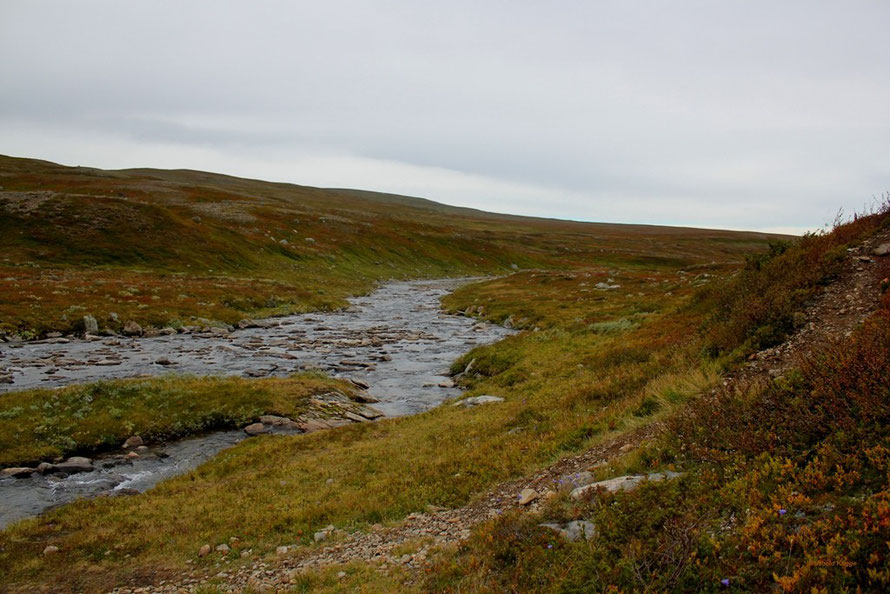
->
[0,154,780,336]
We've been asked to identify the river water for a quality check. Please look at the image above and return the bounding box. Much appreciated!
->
[0,278,512,528]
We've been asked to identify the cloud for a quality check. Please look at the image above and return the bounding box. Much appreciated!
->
[0,0,888,232]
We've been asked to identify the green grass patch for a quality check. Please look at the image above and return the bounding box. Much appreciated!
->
[0,374,353,466]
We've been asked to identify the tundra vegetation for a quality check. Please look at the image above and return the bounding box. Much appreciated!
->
[1,156,886,592]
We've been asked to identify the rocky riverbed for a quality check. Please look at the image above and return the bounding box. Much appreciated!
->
[0,278,513,416]
[0,279,513,528]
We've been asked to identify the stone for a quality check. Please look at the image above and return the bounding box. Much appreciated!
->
[43,545,60,556]
[198,544,212,557]
[356,406,384,420]
[36,462,58,475]
[244,423,270,436]
[570,471,684,500]
[122,320,143,336]
[123,435,144,448]
[518,488,539,506]
[260,415,297,429]
[125,452,140,460]
[558,471,595,489]
[276,546,289,555]
[352,392,380,403]
[215,543,230,553]
[539,520,596,542]
[56,456,93,474]
[349,378,370,390]
[0,373,13,384]
[873,242,890,257]
[82,315,99,335]
[299,418,333,433]
[155,357,173,366]
[343,411,368,423]
[1,467,34,478]
[158,327,177,336]
[619,443,635,453]
[314,525,335,542]
[438,378,455,388]
[454,395,504,407]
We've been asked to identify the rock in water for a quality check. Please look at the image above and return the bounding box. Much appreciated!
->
[1,467,35,478]
[55,457,94,474]
[83,315,99,335]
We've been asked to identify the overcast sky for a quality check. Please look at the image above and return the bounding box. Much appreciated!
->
[1,1,888,233]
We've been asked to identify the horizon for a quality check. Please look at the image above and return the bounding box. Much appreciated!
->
[2,152,802,236]
[2,1,888,236]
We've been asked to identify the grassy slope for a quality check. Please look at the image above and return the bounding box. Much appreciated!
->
[0,154,773,337]
[425,209,890,592]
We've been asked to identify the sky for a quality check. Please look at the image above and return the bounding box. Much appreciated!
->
[1,1,888,234]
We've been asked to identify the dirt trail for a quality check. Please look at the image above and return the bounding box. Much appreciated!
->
[118,231,890,593]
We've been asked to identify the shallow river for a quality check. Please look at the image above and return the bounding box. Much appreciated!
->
[0,278,512,528]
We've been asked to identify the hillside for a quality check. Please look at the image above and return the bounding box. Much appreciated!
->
[0,154,775,337]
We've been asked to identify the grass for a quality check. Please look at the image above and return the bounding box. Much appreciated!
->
[0,374,355,467]
[420,207,890,592]
[0,265,726,592]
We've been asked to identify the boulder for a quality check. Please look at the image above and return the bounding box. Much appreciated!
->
[540,520,596,542]
[56,457,94,474]
[454,395,504,407]
[36,462,59,475]
[82,315,99,335]
[352,392,379,404]
[438,378,455,388]
[121,320,143,336]
[873,242,890,257]
[243,423,270,436]
[570,471,684,500]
